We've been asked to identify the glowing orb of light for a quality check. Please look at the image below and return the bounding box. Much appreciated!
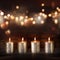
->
[20,21,24,26]
[32,21,36,24]
[54,19,58,24]
[48,14,52,17]
[40,20,44,24]
[7,14,10,17]
[15,17,19,23]
[5,21,9,26]
[10,15,15,20]
[42,9,45,12]
[0,11,4,24]
[51,11,60,27]
[16,5,20,9]
[56,7,60,10]
[0,11,4,16]
[41,3,45,7]
[4,15,8,19]
[0,23,7,29]
[19,16,24,21]
[24,19,28,23]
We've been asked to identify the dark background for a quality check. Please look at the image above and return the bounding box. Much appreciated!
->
[0,0,60,60]
[0,0,60,12]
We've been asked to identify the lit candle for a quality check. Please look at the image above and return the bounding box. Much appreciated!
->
[45,37,54,53]
[6,38,13,53]
[18,37,27,53]
[31,37,40,53]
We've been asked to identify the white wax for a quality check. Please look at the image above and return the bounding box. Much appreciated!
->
[18,41,27,53]
[45,41,54,53]
[6,42,13,53]
[31,41,40,53]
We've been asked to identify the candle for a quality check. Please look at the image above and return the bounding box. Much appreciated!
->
[6,38,13,53]
[18,37,27,53]
[45,37,54,53]
[31,37,40,53]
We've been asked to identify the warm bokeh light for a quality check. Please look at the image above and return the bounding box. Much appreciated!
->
[0,14,4,24]
[56,7,60,12]
[40,20,44,24]
[0,11,4,16]
[33,12,47,24]
[7,14,10,17]
[24,19,28,23]
[20,21,24,26]
[30,17,34,21]
[10,15,15,20]
[32,21,36,24]
[54,19,58,24]
[0,23,5,29]
[54,11,58,15]
[16,5,20,9]
[19,16,24,21]
[48,14,52,17]
[25,16,28,19]
[38,16,41,20]
[5,29,11,35]
[42,9,45,12]
[5,21,9,25]
[41,3,45,7]
[15,17,19,22]
[0,6,59,27]
[56,7,59,10]
[4,15,8,19]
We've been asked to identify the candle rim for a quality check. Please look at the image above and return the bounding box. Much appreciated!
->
[31,40,40,42]
[45,40,53,43]
[18,41,27,43]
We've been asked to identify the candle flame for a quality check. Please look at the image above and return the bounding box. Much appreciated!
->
[9,38,11,42]
[22,37,24,41]
[48,37,50,42]
[34,37,36,42]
